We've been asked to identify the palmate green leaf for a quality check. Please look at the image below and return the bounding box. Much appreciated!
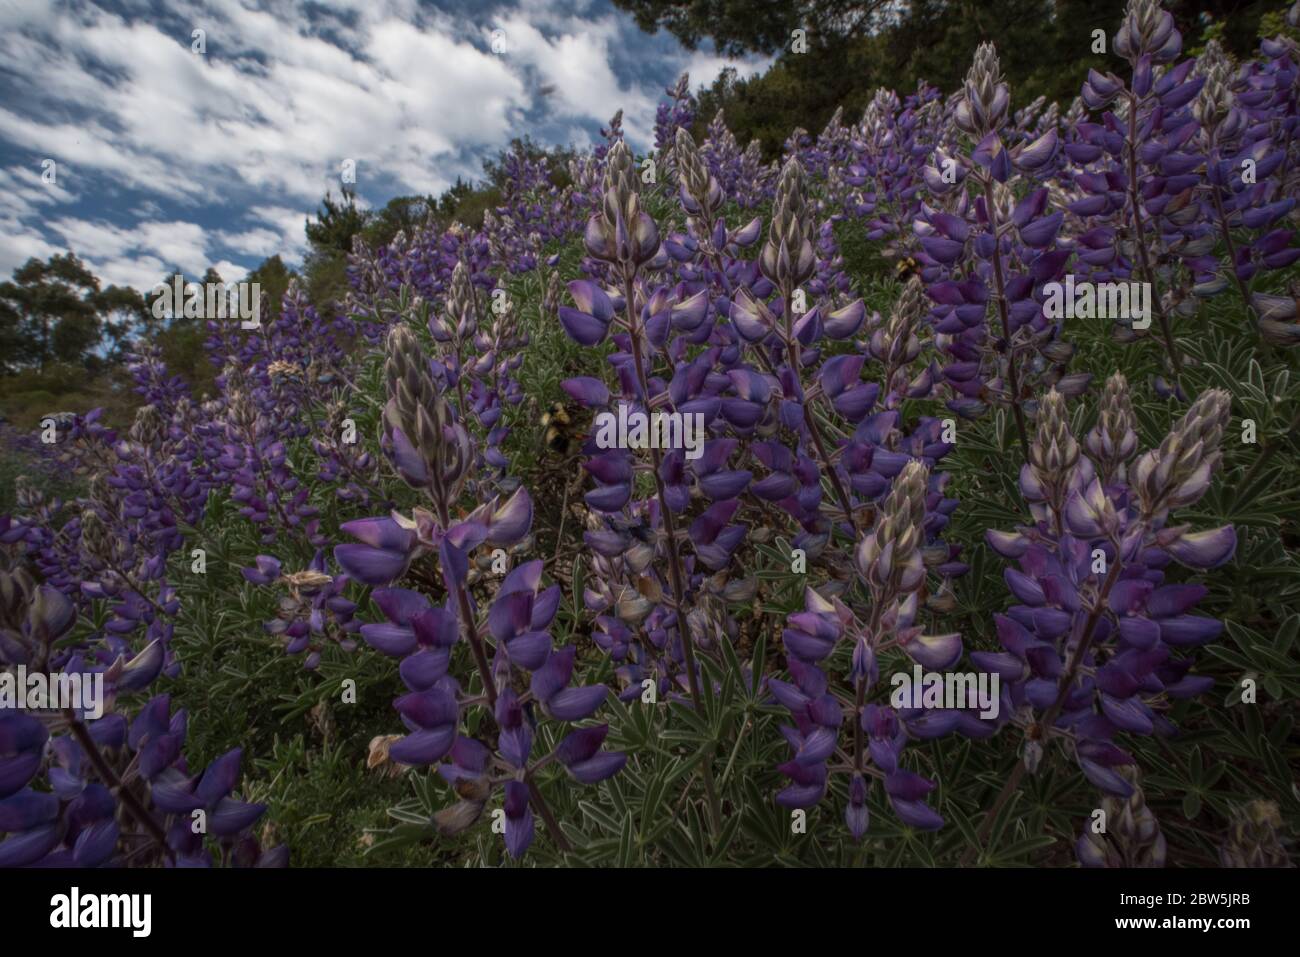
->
[908,835,937,868]
[608,695,659,751]
[1267,713,1294,750]
[1261,744,1291,797]
[639,765,670,843]
[700,646,734,724]
[616,810,636,868]
[686,801,716,867]
[1206,644,1254,671]
[945,799,981,852]
[362,821,436,857]
[708,808,745,864]
[604,769,631,820]
[1224,621,1300,676]
[740,775,786,850]
[661,699,709,738]
[577,799,623,835]
[750,629,767,698]
[388,803,432,826]
[987,835,1059,865]
[1276,614,1300,653]
[1248,644,1300,675]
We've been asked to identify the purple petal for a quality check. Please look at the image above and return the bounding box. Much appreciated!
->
[389,726,457,766]
[559,307,609,346]
[334,544,410,586]
[890,797,944,830]
[561,376,610,407]
[1167,526,1236,569]
[544,684,609,721]
[568,752,627,784]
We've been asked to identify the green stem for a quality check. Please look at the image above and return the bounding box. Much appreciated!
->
[781,290,861,538]
[1126,93,1184,379]
[64,707,173,862]
[980,176,1031,463]
[621,264,723,836]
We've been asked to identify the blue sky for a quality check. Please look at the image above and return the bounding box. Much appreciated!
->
[0,0,768,291]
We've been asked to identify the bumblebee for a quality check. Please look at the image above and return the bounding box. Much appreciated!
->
[540,401,587,456]
[894,254,921,283]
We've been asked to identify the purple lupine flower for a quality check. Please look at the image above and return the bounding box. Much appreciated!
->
[329,323,620,857]
[242,552,359,669]
[921,42,1086,454]
[972,381,1234,818]
[0,569,283,867]
[773,462,955,837]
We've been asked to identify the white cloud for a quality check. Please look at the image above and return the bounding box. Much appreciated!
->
[46,219,136,261]
[0,222,61,279]
[237,206,313,264]
[97,255,171,293]
[0,0,772,288]
[494,13,658,144]
[210,259,249,283]
[45,216,213,290]
[681,49,770,90]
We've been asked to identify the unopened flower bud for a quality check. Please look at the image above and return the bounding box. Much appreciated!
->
[1028,388,1081,507]
[1132,388,1231,517]
[383,325,473,504]
[586,140,660,267]
[862,88,899,138]
[1218,800,1291,868]
[1114,0,1182,64]
[1086,372,1138,480]
[80,509,112,563]
[876,277,926,364]
[1023,739,1044,773]
[130,405,166,448]
[543,269,563,319]
[0,567,38,631]
[444,261,478,339]
[228,389,256,432]
[760,158,817,294]
[955,42,1010,137]
[1193,41,1236,133]
[1076,768,1167,867]
[856,460,930,597]
[279,569,334,596]
[872,278,927,402]
[13,474,42,509]
[675,128,723,221]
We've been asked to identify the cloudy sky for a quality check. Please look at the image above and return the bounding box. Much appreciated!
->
[0,0,767,292]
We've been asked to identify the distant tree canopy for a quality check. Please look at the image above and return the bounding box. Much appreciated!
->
[0,253,145,374]
[305,187,370,257]
[364,194,438,247]
[0,136,599,423]
[613,0,893,55]
[633,0,1283,159]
